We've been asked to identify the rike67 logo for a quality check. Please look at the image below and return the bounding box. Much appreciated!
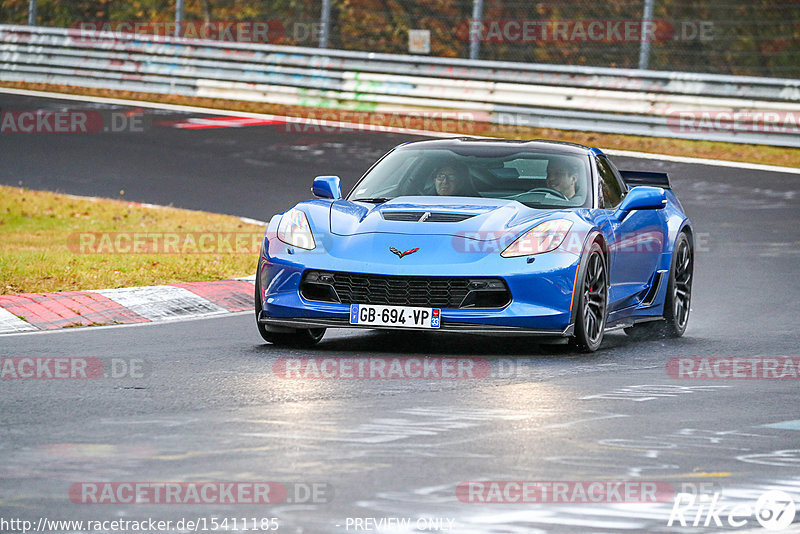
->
[668,490,796,531]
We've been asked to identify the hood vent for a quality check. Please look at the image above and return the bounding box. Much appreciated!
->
[382,211,475,223]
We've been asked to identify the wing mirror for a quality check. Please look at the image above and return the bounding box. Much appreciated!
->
[312,175,342,200]
[615,186,667,218]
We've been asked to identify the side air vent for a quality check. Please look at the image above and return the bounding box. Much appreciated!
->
[641,270,667,306]
[382,211,475,222]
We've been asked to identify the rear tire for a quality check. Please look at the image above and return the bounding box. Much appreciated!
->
[625,231,693,339]
[572,242,608,352]
[662,231,693,337]
[255,260,326,347]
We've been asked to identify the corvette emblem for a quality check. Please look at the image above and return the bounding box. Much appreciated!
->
[390,247,419,258]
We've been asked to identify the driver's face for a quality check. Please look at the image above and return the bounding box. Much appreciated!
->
[546,167,577,197]
[434,166,461,196]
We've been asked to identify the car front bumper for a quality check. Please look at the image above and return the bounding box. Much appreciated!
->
[258,233,582,335]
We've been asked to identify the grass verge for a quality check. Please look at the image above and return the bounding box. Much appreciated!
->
[2,81,799,169]
[0,185,263,294]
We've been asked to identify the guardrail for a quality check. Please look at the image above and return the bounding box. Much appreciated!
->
[2,25,799,147]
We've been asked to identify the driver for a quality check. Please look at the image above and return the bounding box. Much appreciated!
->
[432,162,471,196]
[546,160,580,200]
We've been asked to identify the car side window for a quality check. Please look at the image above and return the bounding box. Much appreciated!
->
[606,157,628,200]
[596,156,624,208]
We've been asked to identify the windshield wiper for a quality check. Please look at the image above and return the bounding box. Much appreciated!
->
[351,197,392,203]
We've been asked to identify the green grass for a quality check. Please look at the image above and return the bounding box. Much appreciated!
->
[0,185,263,294]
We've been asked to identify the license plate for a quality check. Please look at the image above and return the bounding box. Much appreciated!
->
[349,304,440,329]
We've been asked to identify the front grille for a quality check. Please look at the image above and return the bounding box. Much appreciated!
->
[382,211,475,222]
[301,271,510,309]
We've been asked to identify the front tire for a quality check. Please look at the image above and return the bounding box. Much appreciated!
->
[625,231,693,339]
[572,242,608,352]
[254,260,326,347]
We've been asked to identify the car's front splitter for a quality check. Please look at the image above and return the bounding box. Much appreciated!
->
[258,313,574,337]
[258,232,583,333]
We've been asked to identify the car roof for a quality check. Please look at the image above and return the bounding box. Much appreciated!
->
[394,137,605,157]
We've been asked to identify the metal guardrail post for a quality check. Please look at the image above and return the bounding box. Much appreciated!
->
[27,0,37,26]
[320,0,331,48]
[638,0,655,70]
[469,0,483,60]
[175,0,185,38]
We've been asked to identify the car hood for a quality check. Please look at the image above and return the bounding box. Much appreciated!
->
[329,196,557,240]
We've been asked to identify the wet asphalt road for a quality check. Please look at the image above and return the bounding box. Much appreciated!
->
[1,91,800,533]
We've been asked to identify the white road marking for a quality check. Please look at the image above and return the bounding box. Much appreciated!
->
[92,285,226,321]
[2,86,799,175]
[604,148,800,175]
[0,310,251,337]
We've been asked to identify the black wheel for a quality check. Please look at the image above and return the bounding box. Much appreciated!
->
[255,261,325,347]
[625,231,693,339]
[572,242,608,352]
[663,232,693,337]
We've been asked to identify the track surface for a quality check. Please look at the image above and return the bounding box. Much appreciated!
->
[2,93,800,533]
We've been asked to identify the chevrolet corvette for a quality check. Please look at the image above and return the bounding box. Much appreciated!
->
[255,139,693,351]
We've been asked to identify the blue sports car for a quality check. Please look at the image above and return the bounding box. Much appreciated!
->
[256,139,693,351]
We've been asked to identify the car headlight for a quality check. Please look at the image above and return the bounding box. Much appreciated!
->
[501,219,573,257]
[277,208,316,250]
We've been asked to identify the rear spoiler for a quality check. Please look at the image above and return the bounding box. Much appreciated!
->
[619,170,671,189]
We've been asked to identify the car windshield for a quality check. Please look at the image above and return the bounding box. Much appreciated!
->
[349,147,592,208]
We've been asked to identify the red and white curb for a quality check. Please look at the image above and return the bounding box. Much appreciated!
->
[0,276,256,335]
[157,116,284,129]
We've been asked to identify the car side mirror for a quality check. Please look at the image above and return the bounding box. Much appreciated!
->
[312,175,342,200]
[615,186,667,217]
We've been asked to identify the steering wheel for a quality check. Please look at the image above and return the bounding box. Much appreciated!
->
[513,187,568,200]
